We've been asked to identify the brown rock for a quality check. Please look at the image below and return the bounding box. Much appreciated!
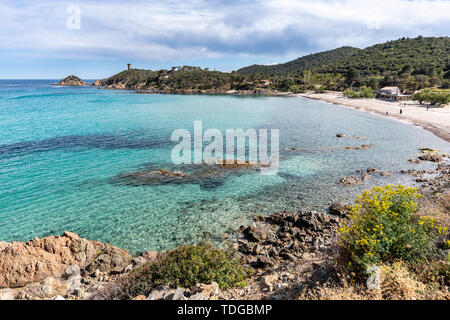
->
[260,274,278,290]
[418,154,443,162]
[132,295,147,300]
[328,203,348,216]
[339,176,361,185]
[57,75,88,86]
[243,225,267,242]
[142,250,158,261]
[192,282,220,299]
[0,232,130,288]
[255,256,273,268]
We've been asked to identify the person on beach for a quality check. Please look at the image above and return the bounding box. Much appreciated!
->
[400,109,403,114]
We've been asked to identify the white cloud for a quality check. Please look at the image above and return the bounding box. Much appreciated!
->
[0,0,448,62]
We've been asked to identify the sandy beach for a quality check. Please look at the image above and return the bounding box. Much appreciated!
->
[297,92,450,143]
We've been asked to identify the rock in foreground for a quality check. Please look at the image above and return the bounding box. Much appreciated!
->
[0,231,130,288]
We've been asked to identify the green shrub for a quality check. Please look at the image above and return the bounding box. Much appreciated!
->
[343,88,361,98]
[313,86,326,93]
[344,86,375,99]
[359,86,376,98]
[120,242,249,298]
[338,185,448,278]
[412,90,450,106]
[289,84,301,93]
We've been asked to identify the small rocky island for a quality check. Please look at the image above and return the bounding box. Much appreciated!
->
[56,75,88,86]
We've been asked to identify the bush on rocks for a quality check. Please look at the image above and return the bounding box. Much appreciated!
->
[119,242,249,298]
[338,185,448,279]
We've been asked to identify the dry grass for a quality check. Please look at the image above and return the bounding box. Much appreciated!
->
[298,261,449,300]
[417,190,450,228]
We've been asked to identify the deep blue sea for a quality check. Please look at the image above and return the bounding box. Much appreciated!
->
[0,80,449,252]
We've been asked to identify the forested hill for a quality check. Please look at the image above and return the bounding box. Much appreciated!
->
[237,46,361,76]
[95,66,235,94]
[237,37,449,77]
[95,37,449,93]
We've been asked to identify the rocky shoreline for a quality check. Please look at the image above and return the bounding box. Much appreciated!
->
[1,150,448,300]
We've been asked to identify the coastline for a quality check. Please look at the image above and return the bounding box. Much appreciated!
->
[296,91,450,143]
[1,162,448,300]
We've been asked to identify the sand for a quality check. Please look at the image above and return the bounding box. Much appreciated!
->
[296,92,450,143]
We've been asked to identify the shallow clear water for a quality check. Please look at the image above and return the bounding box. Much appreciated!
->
[0,80,449,252]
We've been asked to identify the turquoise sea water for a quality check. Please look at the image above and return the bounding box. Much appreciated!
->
[0,80,449,252]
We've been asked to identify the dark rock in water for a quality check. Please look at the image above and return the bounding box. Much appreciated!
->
[345,145,372,150]
[418,153,443,162]
[408,159,421,164]
[198,178,225,190]
[57,75,88,86]
[361,173,372,180]
[379,171,392,177]
[366,167,379,173]
[339,176,361,185]
[278,172,302,180]
[112,162,267,188]
[328,203,348,216]
[114,168,188,186]
[336,133,346,138]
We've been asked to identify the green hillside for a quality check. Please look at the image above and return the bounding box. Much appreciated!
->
[237,46,361,76]
[237,36,450,92]
[97,37,449,94]
[98,66,233,93]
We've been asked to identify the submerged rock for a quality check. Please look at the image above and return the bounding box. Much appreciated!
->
[339,176,361,185]
[112,163,269,189]
[345,145,372,150]
[379,171,392,177]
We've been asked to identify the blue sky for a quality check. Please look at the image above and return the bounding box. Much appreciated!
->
[0,0,449,79]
